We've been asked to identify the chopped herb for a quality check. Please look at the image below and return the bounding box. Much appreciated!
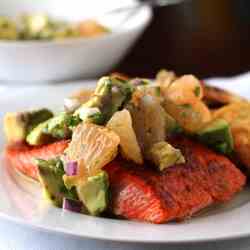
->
[154,86,161,97]
[194,86,201,97]
[179,104,192,118]
[180,111,188,118]
[180,104,192,109]
[66,115,81,129]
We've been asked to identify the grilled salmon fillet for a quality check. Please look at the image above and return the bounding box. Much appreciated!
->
[104,137,246,223]
[4,137,246,223]
[4,140,69,180]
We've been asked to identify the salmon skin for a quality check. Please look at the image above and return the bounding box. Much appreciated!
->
[4,140,69,180]
[104,137,246,224]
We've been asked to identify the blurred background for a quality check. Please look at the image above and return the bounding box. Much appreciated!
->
[1,0,250,81]
[116,0,250,78]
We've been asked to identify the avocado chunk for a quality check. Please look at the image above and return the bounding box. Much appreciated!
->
[88,76,113,108]
[75,76,134,124]
[26,112,76,145]
[45,112,73,139]
[4,108,53,143]
[36,158,77,207]
[149,141,185,171]
[74,107,105,125]
[26,120,51,146]
[27,77,133,146]
[164,112,182,136]
[197,118,234,154]
[76,171,109,216]
[108,77,134,117]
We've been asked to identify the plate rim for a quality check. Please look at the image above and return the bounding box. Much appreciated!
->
[0,209,250,244]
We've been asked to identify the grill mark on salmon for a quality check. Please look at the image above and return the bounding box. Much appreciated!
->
[170,138,246,202]
[105,138,246,223]
[105,162,179,223]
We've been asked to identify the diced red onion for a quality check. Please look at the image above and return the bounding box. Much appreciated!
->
[130,78,147,86]
[129,78,140,86]
[63,198,82,213]
[66,161,78,176]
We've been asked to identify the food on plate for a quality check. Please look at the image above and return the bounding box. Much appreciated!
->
[106,109,143,165]
[36,157,77,207]
[148,141,185,171]
[4,108,53,143]
[3,70,248,224]
[157,70,212,132]
[0,14,110,41]
[76,171,109,215]
[213,102,250,171]
[63,122,120,187]
[5,140,69,180]
[197,118,234,154]
[203,85,246,108]
[105,137,245,223]
[64,89,93,113]
[128,94,169,157]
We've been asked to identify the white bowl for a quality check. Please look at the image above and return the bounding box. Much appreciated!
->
[0,0,152,82]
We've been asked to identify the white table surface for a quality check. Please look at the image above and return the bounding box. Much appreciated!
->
[1,72,250,250]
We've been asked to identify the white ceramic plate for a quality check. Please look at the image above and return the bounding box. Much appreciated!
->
[1,80,250,244]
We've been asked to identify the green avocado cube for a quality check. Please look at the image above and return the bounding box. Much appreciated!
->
[26,112,75,145]
[197,118,234,154]
[36,158,77,207]
[4,108,53,143]
[164,112,182,136]
[45,112,72,139]
[75,76,134,124]
[26,120,51,146]
[76,171,109,216]
[149,141,185,171]
[74,106,104,125]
